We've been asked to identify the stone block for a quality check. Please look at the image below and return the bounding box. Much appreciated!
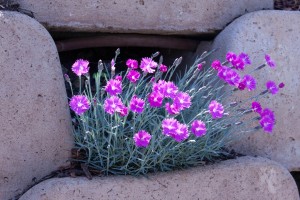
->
[19,156,300,200]
[15,0,272,34]
[0,11,73,199]
[211,10,300,171]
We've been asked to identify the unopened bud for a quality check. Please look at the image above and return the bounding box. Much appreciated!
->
[229,102,238,107]
[98,59,104,72]
[159,55,163,65]
[175,57,182,66]
[260,90,268,95]
[255,63,266,71]
[64,74,70,82]
[279,82,285,89]
[115,48,120,56]
[152,51,160,58]
[235,121,243,125]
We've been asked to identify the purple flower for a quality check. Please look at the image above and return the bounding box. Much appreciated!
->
[133,130,152,147]
[252,102,262,114]
[148,91,164,107]
[266,81,278,95]
[126,59,138,69]
[105,79,122,96]
[225,69,241,86]
[173,92,191,110]
[209,100,224,119]
[162,118,179,137]
[69,95,90,115]
[159,64,168,72]
[173,123,189,142]
[140,57,157,73]
[130,96,145,114]
[152,80,167,95]
[232,57,245,70]
[226,52,237,63]
[265,54,276,68]
[279,82,285,88]
[241,75,256,91]
[239,52,251,65]
[115,75,122,82]
[217,66,230,80]
[118,105,128,117]
[211,60,222,70]
[165,81,178,99]
[260,116,274,133]
[197,63,203,70]
[165,103,180,115]
[126,70,140,83]
[260,108,275,122]
[71,59,89,76]
[238,81,246,90]
[191,120,206,137]
[104,96,123,115]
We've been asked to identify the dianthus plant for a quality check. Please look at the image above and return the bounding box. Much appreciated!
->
[65,49,283,175]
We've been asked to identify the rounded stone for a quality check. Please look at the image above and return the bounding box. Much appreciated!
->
[211,10,300,171]
[0,11,73,199]
[15,0,272,34]
[19,156,299,200]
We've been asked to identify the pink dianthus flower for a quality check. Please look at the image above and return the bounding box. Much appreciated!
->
[126,70,140,83]
[260,116,274,133]
[69,95,90,115]
[105,79,122,96]
[225,69,241,86]
[165,103,180,115]
[231,57,245,70]
[148,91,164,107]
[241,75,256,91]
[265,54,276,68]
[239,52,251,65]
[159,64,168,72]
[130,96,145,114]
[140,57,157,73]
[217,66,230,80]
[162,118,179,137]
[133,130,152,147]
[252,102,262,114]
[173,92,191,110]
[104,96,124,115]
[173,123,189,142]
[191,120,206,137]
[209,100,224,119]
[126,59,138,69]
[211,60,222,70]
[165,81,178,99]
[226,52,237,63]
[71,59,89,76]
[266,81,278,95]
[118,105,128,117]
[197,63,203,70]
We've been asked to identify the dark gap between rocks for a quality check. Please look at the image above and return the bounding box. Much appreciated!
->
[291,171,300,196]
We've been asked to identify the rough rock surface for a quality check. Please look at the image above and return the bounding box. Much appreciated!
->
[19,156,299,200]
[0,11,73,199]
[16,0,272,34]
[211,10,300,171]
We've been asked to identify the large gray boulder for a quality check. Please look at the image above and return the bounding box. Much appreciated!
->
[19,156,299,200]
[15,0,272,34]
[0,11,73,199]
[211,10,300,171]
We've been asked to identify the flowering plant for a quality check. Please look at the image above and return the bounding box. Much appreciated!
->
[65,49,283,175]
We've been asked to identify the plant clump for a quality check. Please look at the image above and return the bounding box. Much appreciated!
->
[65,49,283,175]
